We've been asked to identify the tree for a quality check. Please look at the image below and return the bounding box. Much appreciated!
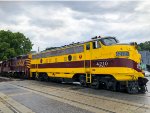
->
[138,41,150,51]
[0,30,33,60]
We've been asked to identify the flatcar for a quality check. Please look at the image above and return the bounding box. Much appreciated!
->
[29,36,148,94]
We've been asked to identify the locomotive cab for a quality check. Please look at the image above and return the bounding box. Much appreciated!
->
[89,36,148,93]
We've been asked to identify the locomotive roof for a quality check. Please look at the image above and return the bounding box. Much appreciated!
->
[32,36,116,56]
[32,41,84,56]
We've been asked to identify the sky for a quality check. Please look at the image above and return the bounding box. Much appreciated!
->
[0,1,150,51]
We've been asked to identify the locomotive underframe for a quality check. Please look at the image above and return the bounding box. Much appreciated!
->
[29,72,148,94]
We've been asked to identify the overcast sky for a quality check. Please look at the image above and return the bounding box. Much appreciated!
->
[0,1,150,51]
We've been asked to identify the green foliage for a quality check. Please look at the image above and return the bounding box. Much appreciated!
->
[138,41,150,51]
[0,30,33,60]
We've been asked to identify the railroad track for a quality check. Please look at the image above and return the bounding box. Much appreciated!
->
[9,80,150,113]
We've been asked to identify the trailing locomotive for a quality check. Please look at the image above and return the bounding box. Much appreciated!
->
[0,55,30,79]
[0,36,148,94]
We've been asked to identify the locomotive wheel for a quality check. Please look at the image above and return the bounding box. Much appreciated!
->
[79,75,86,87]
[42,73,49,82]
[127,81,139,94]
[91,81,99,89]
[106,78,116,91]
[43,75,49,82]
[138,77,148,93]
[139,85,147,93]
[36,73,43,81]
[91,76,100,89]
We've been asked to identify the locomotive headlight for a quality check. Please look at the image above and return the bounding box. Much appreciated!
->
[116,51,129,56]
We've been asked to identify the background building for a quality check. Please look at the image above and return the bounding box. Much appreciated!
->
[139,51,150,71]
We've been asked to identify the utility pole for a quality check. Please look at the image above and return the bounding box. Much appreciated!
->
[38,47,40,53]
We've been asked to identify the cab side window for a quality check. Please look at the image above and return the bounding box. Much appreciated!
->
[86,43,90,50]
[93,41,101,49]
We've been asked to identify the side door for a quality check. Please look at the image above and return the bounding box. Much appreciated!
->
[84,42,92,83]
[91,40,101,71]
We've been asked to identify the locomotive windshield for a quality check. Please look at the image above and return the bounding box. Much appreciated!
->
[100,37,118,46]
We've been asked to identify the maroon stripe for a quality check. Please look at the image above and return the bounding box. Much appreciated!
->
[85,60,90,67]
[30,58,141,72]
[91,58,141,72]
[31,64,36,68]
[38,61,84,68]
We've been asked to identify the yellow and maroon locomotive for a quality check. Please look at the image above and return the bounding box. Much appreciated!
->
[29,36,148,94]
